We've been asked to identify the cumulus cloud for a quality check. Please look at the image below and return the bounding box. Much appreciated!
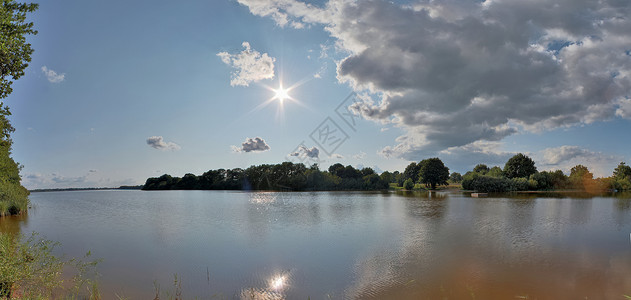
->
[331,153,344,159]
[539,145,622,177]
[217,42,275,87]
[233,137,271,153]
[239,0,631,160]
[437,141,517,172]
[146,136,181,151]
[353,151,367,159]
[290,145,320,158]
[616,98,631,118]
[236,0,330,28]
[41,66,65,83]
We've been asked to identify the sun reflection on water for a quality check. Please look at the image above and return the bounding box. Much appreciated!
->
[269,274,287,291]
[240,272,290,300]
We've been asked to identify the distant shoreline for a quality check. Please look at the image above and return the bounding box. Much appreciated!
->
[29,185,143,193]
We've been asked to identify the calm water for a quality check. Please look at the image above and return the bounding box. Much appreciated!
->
[1,190,631,299]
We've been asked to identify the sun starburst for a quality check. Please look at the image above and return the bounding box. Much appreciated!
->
[273,84,290,103]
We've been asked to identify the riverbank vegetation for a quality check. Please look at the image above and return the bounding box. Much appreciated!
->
[0,0,38,216]
[143,154,631,194]
[0,232,100,299]
[143,157,452,192]
[458,153,631,193]
[143,162,392,191]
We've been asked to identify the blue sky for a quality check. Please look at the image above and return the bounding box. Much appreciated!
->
[5,0,631,189]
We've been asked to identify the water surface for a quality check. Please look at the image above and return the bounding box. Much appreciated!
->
[1,190,630,299]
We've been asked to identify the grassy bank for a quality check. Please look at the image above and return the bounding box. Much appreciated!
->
[0,232,100,299]
[0,181,29,217]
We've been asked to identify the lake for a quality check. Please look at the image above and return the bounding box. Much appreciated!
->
[1,190,631,299]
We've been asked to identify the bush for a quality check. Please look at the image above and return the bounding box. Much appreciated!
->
[403,178,414,190]
[462,175,532,192]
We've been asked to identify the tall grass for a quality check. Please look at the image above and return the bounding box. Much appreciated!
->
[0,232,100,299]
[0,180,29,217]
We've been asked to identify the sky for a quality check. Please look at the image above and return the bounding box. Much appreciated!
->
[4,0,631,189]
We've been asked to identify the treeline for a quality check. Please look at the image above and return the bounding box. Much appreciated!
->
[0,104,30,216]
[143,162,392,191]
[0,1,38,216]
[449,153,631,193]
[143,154,631,193]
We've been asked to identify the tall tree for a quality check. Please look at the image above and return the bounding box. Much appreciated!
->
[0,1,38,216]
[418,158,450,189]
[503,153,537,179]
[1,0,39,99]
[449,172,462,183]
[569,164,593,189]
[473,164,490,174]
[403,162,420,182]
[613,162,631,180]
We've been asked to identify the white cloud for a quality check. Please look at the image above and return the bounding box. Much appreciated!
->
[353,151,367,159]
[616,98,631,118]
[331,153,344,159]
[290,145,319,158]
[217,42,276,87]
[236,0,330,29]
[240,0,631,160]
[539,145,622,177]
[233,137,271,153]
[146,136,181,151]
[438,141,517,172]
[41,66,65,83]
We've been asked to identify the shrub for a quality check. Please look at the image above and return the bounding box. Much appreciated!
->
[403,178,414,190]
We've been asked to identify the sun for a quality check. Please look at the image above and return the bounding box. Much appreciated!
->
[273,85,290,103]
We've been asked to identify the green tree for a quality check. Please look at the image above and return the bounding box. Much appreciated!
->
[449,172,462,183]
[503,153,537,179]
[1,0,39,99]
[0,103,28,216]
[403,162,420,182]
[487,166,504,177]
[418,158,450,189]
[403,178,414,190]
[569,164,593,189]
[380,171,394,184]
[473,164,489,174]
[613,162,631,180]
[0,1,37,216]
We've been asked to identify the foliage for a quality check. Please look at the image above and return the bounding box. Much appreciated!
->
[449,172,462,183]
[0,0,37,216]
[503,153,537,179]
[614,162,631,179]
[0,104,28,216]
[462,175,530,192]
[487,166,504,177]
[403,178,414,190]
[472,164,489,175]
[0,232,100,299]
[418,157,449,189]
[143,162,390,191]
[403,162,420,182]
[379,171,394,184]
[1,0,38,99]
[569,164,594,190]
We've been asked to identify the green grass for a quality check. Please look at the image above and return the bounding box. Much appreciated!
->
[0,180,30,217]
[0,232,100,299]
